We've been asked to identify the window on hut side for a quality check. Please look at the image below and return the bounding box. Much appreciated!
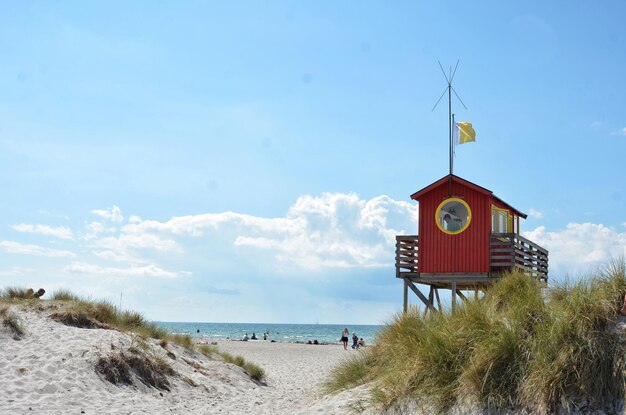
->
[491,206,510,233]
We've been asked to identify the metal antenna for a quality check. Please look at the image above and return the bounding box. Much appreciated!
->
[430,60,468,180]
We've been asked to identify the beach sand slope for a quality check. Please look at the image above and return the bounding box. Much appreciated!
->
[1,305,370,414]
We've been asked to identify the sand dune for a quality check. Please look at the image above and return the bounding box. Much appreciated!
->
[0,304,370,415]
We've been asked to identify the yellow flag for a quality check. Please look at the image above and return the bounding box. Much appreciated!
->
[455,122,476,144]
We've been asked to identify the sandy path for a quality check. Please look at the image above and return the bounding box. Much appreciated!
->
[213,340,368,413]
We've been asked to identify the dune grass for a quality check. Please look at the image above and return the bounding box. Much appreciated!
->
[0,287,36,300]
[219,351,266,382]
[196,344,265,382]
[50,288,82,302]
[325,261,626,414]
[96,349,175,390]
[0,288,177,343]
[46,292,171,340]
[1,305,25,338]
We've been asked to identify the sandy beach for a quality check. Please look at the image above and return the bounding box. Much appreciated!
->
[1,304,371,415]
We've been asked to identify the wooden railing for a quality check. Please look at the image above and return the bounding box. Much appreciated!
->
[490,233,548,282]
[395,235,419,276]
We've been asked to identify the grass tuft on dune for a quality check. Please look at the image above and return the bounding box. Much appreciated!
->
[1,305,25,339]
[219,351,266,383]
[96,350,175,390]
[325,260,626,414]
[0,287,38,300]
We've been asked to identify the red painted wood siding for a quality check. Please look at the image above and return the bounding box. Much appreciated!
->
[417,179,491,273]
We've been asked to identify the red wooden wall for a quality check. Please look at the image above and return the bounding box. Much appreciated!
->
[417,179,491,274]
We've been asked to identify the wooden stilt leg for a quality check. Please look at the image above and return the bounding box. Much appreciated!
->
[434,288,442,312]
[403,279,408,314]
[404,280,430,317]
[428,286,434,312]
[451,280,457,311]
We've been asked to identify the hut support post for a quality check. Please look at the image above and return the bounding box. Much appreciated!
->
[405,280,431,313]
[403,279,408,313]
[451,280,457,311]
[428,287,434,310]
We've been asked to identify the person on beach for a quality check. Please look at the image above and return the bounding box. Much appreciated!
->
[351,332,359,350]
[341,328,349,350]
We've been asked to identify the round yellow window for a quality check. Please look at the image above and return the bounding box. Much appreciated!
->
[435,197,471,235]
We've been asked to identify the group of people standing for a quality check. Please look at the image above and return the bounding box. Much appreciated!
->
[340,327,365,350]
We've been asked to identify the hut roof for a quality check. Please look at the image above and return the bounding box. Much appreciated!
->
[410,174,527,219]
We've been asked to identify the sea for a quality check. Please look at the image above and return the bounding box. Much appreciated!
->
[155,322,382,345]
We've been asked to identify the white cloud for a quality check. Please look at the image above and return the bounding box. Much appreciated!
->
[0,240,76,258]
[63,262,184,279]
[527,208,544,219]
[523,223,626,275]
[231,193,416,269]
[0,266,36,277]
[12,223,73,240]
[82,221,118,241]
[610,127,626,136]
[129,215,142,224]
[91,205,124,223]
[97,192,418,271]
[92,250,138,263]
[95,233,179,253]
[121,211,303,237]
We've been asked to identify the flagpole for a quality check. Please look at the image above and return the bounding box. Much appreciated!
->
[452,113,455,171]
[449,82,452,177]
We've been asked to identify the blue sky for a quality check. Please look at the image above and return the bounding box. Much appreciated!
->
[1,1,625,324]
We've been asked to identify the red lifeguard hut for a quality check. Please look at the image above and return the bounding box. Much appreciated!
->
[395,64,548,312]
[395,174,548,312]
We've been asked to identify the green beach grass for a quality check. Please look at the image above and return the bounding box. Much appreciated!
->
[324,261,626,414]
